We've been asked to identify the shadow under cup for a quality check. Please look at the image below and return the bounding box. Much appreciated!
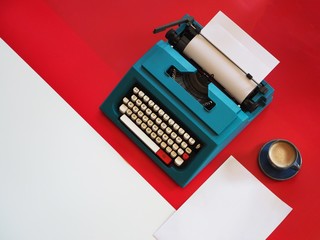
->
[268,140,301,171]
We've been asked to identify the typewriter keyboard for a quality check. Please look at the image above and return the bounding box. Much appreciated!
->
[118,86,201,167]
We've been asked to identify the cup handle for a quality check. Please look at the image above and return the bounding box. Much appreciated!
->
[290,161,301,171]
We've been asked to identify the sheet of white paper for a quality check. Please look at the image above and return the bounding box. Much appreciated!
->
[0,38,174,240]
[201,11,279,83]
[154,156,292,240]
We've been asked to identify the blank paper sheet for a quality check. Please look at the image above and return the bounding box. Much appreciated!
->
[154,156,292,240]
[0,38,174,240]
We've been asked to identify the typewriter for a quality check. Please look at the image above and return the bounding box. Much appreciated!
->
[100,11,279,187]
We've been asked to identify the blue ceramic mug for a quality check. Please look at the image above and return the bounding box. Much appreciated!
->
[267,139,301,171]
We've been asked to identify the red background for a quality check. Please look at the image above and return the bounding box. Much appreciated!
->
[1,0,319,239]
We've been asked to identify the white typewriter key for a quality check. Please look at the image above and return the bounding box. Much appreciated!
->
[147,120,153,127]
[132,106,139,113]
[174,156,184,167]
[131,95,137,102]
[136,99,142,107]
[123,97,129,104]
[195,143,201,149]
[137,110,144,118]
[172,143,179,151]
[173,123,180,131]
[155,117,162,125]
[163,114,170,121]
[170,132,177,139]
[160,122,167,130]
[126,109,133,116]
[131,113,137,121]
[120,114,160,156]
[138,90,145,98]
[183,133,190,141]
[188,137,195,145]
[165,146,172,154]
[178,128,185,135]
[150,113,157,120]
[186,147,192,154]
[127,101,134,109]
[142,115,149,122]
[176,136,182,144]
[157,129,164,137]
[133,87,139,94]
[153,104,160,112]
[170,151,177,158]
[160,141,167,149]
[148,100,155,108]
[146,127,152,135]
[120,114,173,165]
[150,132,157,139]
[165,127,172,135]
[167,139,174,146]
[143,95,149,103]
[145,108,152,116]
[158,109,165,117]
[141,123,147,130]
[136,118,142,126]
[155,137,162,144]
[119,104,128,114]
[181,141,188,149]
[162,134,169,141]
[152,124,158,132]
[177,148,184,156]
[168,119,175,126]
[140,104,147,111]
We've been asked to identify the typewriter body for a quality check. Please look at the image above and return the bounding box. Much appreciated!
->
[100,12,278,187]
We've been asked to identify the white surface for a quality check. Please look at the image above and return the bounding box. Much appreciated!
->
[201,11,279,83]
[0,38,174,240]
[183,34,257,103]
[154,156,292,240]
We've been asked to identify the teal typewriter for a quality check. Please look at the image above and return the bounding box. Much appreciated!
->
[100,11,279,187]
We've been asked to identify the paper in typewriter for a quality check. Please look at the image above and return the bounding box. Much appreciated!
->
[201,11,279,83]
[0,38,174,240]
[154,156,292,240]
[183,11,279,103]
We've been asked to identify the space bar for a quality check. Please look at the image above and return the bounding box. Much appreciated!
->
[120,114,172,165]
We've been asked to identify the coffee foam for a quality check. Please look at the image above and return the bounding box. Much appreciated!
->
[269,141,296,168]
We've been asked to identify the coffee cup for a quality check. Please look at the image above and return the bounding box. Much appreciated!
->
[267,139,300,171]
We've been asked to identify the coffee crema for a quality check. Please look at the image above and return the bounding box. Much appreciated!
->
[269,141,296,168]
